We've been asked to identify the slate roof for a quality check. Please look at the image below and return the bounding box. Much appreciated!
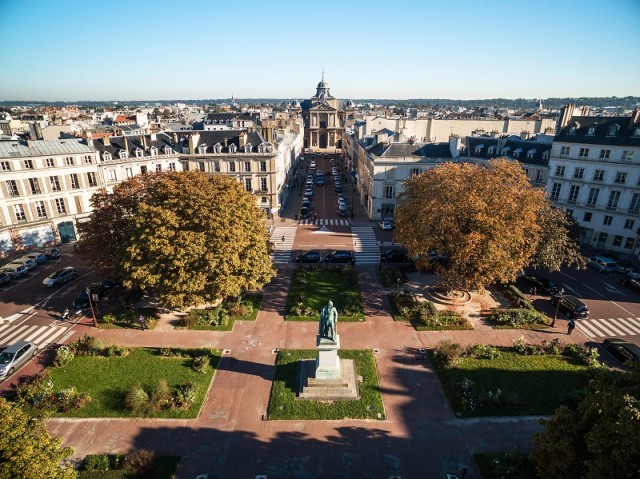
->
[204,112,259,123]
[0,138,94,159]
[466,135,550,165]
[555,115,640,147]
[367,141,453,159]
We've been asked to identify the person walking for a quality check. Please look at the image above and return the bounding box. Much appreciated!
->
[567,318,576,335]
[281,235,285,244]
[138,314,146,331]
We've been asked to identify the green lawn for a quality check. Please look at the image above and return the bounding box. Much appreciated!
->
[47,348,219,418]
[286,268,364,321]
[432,348,592,416]
[267,349,385,420]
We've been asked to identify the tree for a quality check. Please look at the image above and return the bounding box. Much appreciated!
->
[0,398,76,479]
[531,367,640,478]
[77,172,275,308]
[395,159,584,291]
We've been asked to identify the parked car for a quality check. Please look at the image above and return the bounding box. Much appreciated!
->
[323,250,355,264]
[42,266,78,287]
[17,257,37,270]
[1,264,28,279]
[378,220,394,231]
[620,277,640,293]
[72,282,108,309]
[43,248,62,259]
[302,198,311,209]
[337,205,348,217]
[602,338,640,365]
[0,340,38,381]
[550,294,589,319]
[625,269,640,280]
[300,207,310,218]
[295,251,322,263]
[0,272,11,286]
[316,177,325,186]
[523,274,558,295]
[334,185,343,193]
[304,187,314,198]
[588,255,618,273]
[380,249,409,263]
[24,252,47,264]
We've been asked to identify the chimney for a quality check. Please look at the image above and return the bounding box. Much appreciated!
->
[239,132,247,148]
[123,135,129,153]
[103,136,110,146]
[141,135,147,150]
[449,135,461,158]
[630,107,640,126]
[188,132,200,154]
[151,133,157,141]
[557,104,576,131]
[172,132,178,144]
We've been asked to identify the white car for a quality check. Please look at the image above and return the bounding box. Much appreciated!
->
[378,220,393,231]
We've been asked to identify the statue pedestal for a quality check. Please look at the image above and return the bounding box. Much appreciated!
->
[315,335,341,380]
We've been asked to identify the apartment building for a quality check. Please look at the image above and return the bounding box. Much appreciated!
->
[548,105,640,257]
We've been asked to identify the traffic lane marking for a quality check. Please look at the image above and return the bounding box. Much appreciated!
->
[581,283,605,298]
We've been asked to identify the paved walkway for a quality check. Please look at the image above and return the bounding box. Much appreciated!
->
[43,264,588,479]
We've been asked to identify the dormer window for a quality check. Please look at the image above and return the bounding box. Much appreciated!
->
[164,146,173,155]
[542,151,550,160]
[501,147,510,156]
[119,150,128,160]
[103,152,112,161]
[587,126,596,136]
[527,149,536,159]
[135,148,143,158]
[149,147,158,156]
[258,143,274,153]
[512,148,522,159]
[488,146,496,155]
[474,144,484,154]
[607,125,619,137]
[568,126,576,135]
[229,144,237,153]
[198,144,207,154]
[634,127,640,137]
[213,143,222,153]
[244,143,252,153]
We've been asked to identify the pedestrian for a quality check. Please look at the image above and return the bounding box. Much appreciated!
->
[138,314,146,331]
[567,318,575,335]
[314,213,318,221]
[530,287,536,298]
[281,235,285,244]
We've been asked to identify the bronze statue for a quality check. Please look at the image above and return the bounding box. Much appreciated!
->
[318,300,338,341]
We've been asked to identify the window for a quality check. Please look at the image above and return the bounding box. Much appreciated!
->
[568,185,580,204]
[244,178,252,192]
[634,127,640,137]
[535,169,544,182]
[66,157,74,166]
[622,150,634,161]
[527,149,535,159]
[198,162,206,172]
[543,151,549,160]
[168,163,176,171]
[119,150,128,160]
[568,126,576,135]
[229,162,236,172]
[583,212,592,222]
[6,180,19,197]
[214,161,220,172]
[260,161,267,172]
[261,197,268,204]
[614,171,628,184]
[46,158,54,167]
[164,146,173,155]
[150,147,158,157]
[593,169,605,182]
[23,160,34,169]
[135,148,143,158]
[155,164,162,172]
[181,161,189,172]
[573,167,584,179]
[384,185,395,199]
[49,176,61,191]
[260,177,267,191]
[555,165,566,177]
[35,200,46,218]
[599,149,610,159]
[198,144,207,154]
[87,172,97,187]
[385,170,394,180]
[1,161,11,171]
[13,204,26,221]
[140,165,147,175]
[608,125,619,137]
[244,161,251,172]
[587,126,596,136]
[108,169,117,181]
[603,215,613,226]
[579,148,589,158]
[607,191,621,210]
[55,198,66,214]
[587,188,600,206]
[84,155,93,164]
[560,146,570,155]
[27,178,40,194]
[550,182,562,200]
[103,152,112,161]
[613,235,623,247]
[566,209,574,218]
[125,168,133,179]
[629,193,640,214]
[625,238,636,249]
[624,219,635,230]
[70,173,79,189]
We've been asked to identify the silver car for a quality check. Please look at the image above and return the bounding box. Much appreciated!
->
[0,341,38,381]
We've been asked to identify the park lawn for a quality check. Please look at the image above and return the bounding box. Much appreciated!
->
[267,349,385,420]
[286,269,364,321]
[48,348,219,418]
[432,349,592,416]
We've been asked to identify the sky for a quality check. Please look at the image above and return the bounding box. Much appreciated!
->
[0,0,639,101]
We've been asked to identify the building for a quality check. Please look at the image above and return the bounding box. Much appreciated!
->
[548,105,640,257]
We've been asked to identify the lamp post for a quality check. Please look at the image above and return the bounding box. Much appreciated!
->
[551,287,565,328]
[86,287,98,328]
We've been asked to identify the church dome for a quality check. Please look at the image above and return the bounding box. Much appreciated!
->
[347,100,355,108]
[291,99,300,108]
[317,80,329,89]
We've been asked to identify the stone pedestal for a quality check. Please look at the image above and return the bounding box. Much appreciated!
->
[315,335,341,379]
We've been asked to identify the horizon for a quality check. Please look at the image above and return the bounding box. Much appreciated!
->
[1,0,639,102]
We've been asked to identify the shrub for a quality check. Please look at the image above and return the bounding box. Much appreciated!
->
[53,345,74,367]
[465,344,501,360]
[173,382,197,410]
[99,313,116,325]
[433,340,464,368]
[124,382,150,414]
[104,344,130,357]
[503,285,534,309]
[227,302,248,317]
[150,379,171,412]
[489,308,547,328]
[14,370,54,409]
[192,355,208,373]
[123,449,157,478]
[563,343,602,368]
[69,334,104,356]
[380,267,406,287]
[51,387,91,412]
[83,454,111,472]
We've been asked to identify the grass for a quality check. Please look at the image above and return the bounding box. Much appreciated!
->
[78,455,180,479]
[267,349,385,420]
[183,293,263,330]
[432,348,592,416]
[286,268,364,321]
[474,452,538,479]
[47,347,219,418]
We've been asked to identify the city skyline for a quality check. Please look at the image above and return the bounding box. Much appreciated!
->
[1,0,639,102]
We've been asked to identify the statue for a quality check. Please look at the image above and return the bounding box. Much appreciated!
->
[318,300,338,341]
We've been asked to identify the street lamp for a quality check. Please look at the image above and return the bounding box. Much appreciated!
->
[551,287,565,328]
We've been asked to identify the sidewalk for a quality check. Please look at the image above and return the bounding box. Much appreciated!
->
[44,264,588,479]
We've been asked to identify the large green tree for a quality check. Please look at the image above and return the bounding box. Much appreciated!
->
[531,367,640,478]
[78,171,275,308]
[395,159,584,290]
[0,399,76,479]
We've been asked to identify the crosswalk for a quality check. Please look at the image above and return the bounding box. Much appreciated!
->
[0,322,74,349]
[270,227,296,264]
[577,317,640,339]
[298,218,350,226]
[351,227,380,264]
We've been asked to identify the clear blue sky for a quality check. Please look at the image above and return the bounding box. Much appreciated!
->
[1,0,638,101]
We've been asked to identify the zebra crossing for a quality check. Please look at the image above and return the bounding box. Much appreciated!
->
[298,218,350,226]
[0,322,73,349]
[577,317,640,339]
[351,227,380,264]
[270,226,296,264]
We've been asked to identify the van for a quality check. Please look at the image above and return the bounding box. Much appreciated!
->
[588,256,618,273]
[551,294,589,319]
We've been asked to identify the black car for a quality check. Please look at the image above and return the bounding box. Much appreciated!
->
[603,338,640,365]
[300,207,310,218]
[523,274,558,295]
[0,272,11,286]
[43,248,62,259]
[323,250,355,265]
[550,294,589,319]
[72,282,109,309]
[380,249,409,263]
[620,277,640,293]
[295,251,322,263]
